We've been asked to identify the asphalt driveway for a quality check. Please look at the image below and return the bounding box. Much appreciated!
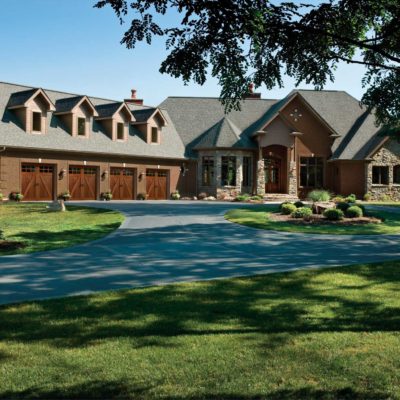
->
[1,201,400,305]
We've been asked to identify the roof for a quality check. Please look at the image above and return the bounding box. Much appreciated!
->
[0,82,186,160]
[159,97,277,156]
[95,102,133,121]
[7,88,38,108]
[131,107,157,122]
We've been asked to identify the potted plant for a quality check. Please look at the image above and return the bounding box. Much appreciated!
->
[171,190,180,200]
[101,191,113,201]
[9,191,24,202]
[137,193,147,200]
[59,191,71,201]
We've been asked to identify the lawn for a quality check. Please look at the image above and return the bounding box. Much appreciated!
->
[0,203,124,254]
[225,205,400,235]
[0,261,399,399]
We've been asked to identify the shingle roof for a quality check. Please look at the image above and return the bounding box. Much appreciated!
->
[7,88,38,108]
[131,107,157,122]
[159,97,277,156]
[96,102,125,119]
[54,96,85,113]
[0,82,186,160]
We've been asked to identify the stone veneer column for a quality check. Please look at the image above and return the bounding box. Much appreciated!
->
[288,160,297,196]
[236,155,243,193]
[256,159,265,196]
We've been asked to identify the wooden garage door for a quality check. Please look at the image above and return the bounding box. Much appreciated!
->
[110,168,135,200]
[21,164,54,201]
[146,170,168,200]
[69,166,97,200]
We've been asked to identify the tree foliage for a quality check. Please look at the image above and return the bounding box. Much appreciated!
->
[94,0,400,128]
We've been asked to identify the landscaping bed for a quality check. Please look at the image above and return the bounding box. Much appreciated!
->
[0,203,124,255]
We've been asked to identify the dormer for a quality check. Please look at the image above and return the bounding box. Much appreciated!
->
[7,88,55,134]
[95,102,134,141]
[54,96,98,138]
[131,107,167,145]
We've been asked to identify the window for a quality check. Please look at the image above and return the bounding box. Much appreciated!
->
[300,157,324,187]
[151,127,158,143]
[32,112,42,132]
[394,166,400,184]
[242,157,252,187]
[372,166,389,184]
[77,117,86,136]
[221,156,236,186]
[202,156,214,186]
[117,123,125,140]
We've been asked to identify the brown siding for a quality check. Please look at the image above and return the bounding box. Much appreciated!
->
[336,161,366,198]
[0,149,193,200]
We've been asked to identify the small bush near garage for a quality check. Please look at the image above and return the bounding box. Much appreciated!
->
[281,203,297,215]
[336,201,351,212]
[308,190,331,202]
[346,194,357,203]
[294,200,305,208]
[346,205,363,218]
[324,208,344,221]
[291,207,312,219]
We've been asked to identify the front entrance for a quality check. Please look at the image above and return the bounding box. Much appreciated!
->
[146,169,168,200]
[21,163,54,201]
[110,168,136,200]
[264,158,281,193]
[69,166,97,200]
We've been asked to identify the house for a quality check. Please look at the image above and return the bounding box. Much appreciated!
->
[0,81,398,201]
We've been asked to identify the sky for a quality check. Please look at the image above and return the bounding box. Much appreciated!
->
[0,0,368,105]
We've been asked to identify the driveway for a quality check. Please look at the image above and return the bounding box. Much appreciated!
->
[1,201,400,305]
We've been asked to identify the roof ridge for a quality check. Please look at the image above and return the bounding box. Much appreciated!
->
[165,96,278,101]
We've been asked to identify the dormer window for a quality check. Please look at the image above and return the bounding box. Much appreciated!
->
[77,117,86,136]
[32,111,42,133]
[117,123,124,140]
[151,127,159,144]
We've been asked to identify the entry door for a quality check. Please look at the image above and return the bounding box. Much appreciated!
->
[110,168,135,200]
[264,158,281,193]
[69,166,97,200]
[146,170,168,200]
[21,164,54,201]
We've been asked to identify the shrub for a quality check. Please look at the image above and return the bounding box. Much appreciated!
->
[323,208,344,221]
[336,201,350,212]
[171,190,180,200]
[198,192,208,200]
[250,195,263,201]
[379,193,391,202]
[294,200,305,208]
[58,191,71,201]
[308,190,330,202]
[363,193,372,202]
[345,194,357,203]
[346,205,363,218]
[9,191,23,202]
[101,191,113,201]
[279,201,292,211]
[291,207,312,219]
[0,193,3,201]
[281,203,297,215]
[235,194,250,202]
[137,193,147,200]
[332,196,345,203]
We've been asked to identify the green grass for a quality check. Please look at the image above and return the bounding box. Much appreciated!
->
[0,203,124,254]
[225,205,400,235]
[0,261,399,399]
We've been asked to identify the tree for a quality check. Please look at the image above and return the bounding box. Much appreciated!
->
[94,0,400,129]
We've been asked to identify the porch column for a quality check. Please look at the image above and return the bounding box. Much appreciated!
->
[236,154,243,193]
[256,147,265,195]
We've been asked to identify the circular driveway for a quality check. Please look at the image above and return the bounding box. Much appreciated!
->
[1,201,400,305]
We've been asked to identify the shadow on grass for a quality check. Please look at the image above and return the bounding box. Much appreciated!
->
[0,262,399,349]
[0,382,390,400]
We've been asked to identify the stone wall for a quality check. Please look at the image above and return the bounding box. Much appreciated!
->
[366,140,400,200]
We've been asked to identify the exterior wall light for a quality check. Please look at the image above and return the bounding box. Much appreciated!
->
[58,168,67,180]
[180,163,189,176]
[102,170,109,180]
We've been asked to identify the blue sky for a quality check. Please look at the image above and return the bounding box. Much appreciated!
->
[0,0,367,105]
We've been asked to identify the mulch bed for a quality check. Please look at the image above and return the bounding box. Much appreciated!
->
[269,213,382,226]
[0,240,26,251]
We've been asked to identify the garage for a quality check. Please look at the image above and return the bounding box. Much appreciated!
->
[146,169,168,200]
[69,166,97,200]
[110,168,136,200]
[21,163,55,201]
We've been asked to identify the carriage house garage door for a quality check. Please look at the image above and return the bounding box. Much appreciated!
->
[69,166,97,200]
[21,163,55,201]
[110,168,136,200]
[146,169,168,200]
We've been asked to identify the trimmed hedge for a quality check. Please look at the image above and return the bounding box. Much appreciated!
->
[281,203,297,215]
[294,201,305,208]
[346,205,363,218]
[323,208,344,221]
[336,201,351,212]
[291,207,312,219]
